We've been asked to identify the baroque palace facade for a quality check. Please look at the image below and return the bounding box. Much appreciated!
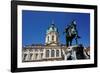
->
[22,22,90,62]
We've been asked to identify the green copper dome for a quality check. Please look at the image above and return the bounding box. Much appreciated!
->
[46,23,58,34]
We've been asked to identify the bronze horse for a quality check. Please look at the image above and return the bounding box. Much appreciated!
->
[64,20,80,46]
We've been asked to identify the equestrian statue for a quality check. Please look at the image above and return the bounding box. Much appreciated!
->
[64,20,80,46]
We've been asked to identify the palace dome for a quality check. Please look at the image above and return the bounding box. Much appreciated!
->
[46,24,58,34]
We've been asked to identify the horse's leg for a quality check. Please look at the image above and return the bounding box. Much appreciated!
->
[75,38,78,45]
[66,37,69,46]
[67,40,69,47]
[70,38,72,46]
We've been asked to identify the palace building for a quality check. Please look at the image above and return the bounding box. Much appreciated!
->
[22,21,67,62]
[22,21,89,62]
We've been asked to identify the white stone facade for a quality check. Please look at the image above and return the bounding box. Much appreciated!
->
[22,45,66,62]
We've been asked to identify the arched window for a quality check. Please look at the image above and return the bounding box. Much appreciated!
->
[30,53,33,60]
[23,54,27,61]
[56,50,59,57]
[52,35,54,41]
[51,50,55,57]
[48,36,49,41]
[46,50,49,57]
[41,53,43,59]
[35,53,38,59]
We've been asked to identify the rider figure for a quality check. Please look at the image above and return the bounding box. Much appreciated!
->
[64,20,80,46]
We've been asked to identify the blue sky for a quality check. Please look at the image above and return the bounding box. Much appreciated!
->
[22,10,90,47]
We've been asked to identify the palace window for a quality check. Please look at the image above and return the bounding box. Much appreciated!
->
[46,50,49,57]
[23,54,27,61]
[52,35,54,41]
[48,36,49,41]
[56,50,59,57]
[51,50,55,57]
[41,53,43,58]
[35,53,38,59]
[29,53,33,60]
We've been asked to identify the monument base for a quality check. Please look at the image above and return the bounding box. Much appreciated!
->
[62,44,90,60]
